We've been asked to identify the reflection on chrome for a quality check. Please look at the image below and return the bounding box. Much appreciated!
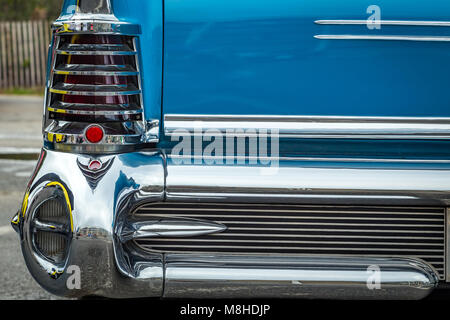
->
[11,148,448,298]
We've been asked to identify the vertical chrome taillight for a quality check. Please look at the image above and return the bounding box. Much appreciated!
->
[43,10,158,153]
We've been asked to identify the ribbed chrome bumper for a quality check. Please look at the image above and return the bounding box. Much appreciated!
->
[12,149,450,299]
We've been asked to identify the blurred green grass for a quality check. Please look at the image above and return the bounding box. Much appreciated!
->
[0,87,45,96]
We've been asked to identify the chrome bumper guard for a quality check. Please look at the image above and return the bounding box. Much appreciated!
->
[13,149,449,299]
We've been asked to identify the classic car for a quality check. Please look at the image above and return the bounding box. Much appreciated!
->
[11,0,450,299]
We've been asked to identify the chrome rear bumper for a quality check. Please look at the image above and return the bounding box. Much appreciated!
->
[12,149,449,299]
[163,254,438,300]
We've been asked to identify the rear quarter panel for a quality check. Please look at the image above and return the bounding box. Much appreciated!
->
[162,0,450,117]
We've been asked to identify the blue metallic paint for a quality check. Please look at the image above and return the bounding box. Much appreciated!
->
[163,0,450,117]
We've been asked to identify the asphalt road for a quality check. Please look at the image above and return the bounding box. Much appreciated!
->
[0,95,64,300]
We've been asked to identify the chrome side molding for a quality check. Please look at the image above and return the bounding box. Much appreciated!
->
[315,35,450,42]
[164,254,439,299]
[315,19,450,42]
[165,156,450,206]
[315,20,450,27]
[164,114,450,140]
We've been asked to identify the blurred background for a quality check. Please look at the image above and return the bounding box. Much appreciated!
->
[0,0,66,300]
[0,0,62,95]
[0,0,61,20]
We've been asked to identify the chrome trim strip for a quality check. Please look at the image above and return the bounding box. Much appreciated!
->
[56,49,137,56]
[45,131,142,145]
[165,157,450,206]
[222,227,442,234]
[155,243,442,253]
[137,206,445,216]
[165,114,450,122]
[164,254,438,299]
[191,220,440,228]
[213,233,443,240]
[58,43,133,50]
[44,121,146,153]
[315,35,450,42]
[164,114,450,140]
[33,220,68,233]
[315,20,450,27]
[146,237,443,246]
[137,202,444,210]
[49,86,141,96]
[134,36,151,143]
[165,251,444,259]
[138,213,443,223]
[53,69,138,76]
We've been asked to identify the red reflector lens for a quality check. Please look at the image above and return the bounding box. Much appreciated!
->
[62,94,129,105]
[88,160,102,171]
[85,125,104,143]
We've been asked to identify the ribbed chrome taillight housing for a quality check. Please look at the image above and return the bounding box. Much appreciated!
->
[43,15,158,153]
